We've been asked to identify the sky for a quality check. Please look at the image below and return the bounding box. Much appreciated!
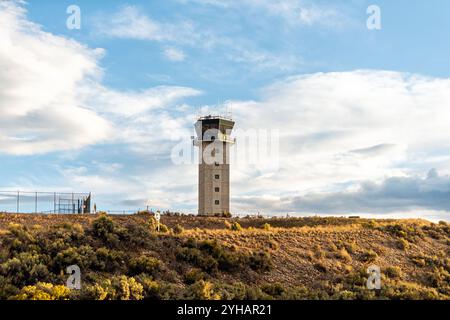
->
[1,0,450,221]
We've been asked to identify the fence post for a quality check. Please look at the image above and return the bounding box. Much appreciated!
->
[17,191,19,213]
[54,192,56,214]
[35,192,38,213]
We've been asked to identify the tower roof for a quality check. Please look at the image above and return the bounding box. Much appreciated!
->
[197,114,233,122]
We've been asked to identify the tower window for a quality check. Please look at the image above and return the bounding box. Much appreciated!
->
[215,200,220,205]
[215,187,220,192]
[215,174,220,179]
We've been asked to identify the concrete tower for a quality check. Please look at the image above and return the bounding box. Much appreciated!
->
[193,115,235,216]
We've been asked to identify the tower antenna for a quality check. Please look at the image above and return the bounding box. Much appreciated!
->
[223,100,233,120]
[196,105,200,121]
[217,97,221,116]
[229,101,233,119]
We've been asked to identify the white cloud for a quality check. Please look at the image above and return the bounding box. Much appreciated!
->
[180,0,345,27]
[0,2,200,155]
[225,45,302,72]
[82,84,200,116]
[250,0,342,26]
[49,69,450,219]
[227,70,450,217]
[235,169,450,216]
[0,2,111,155]
[94,5,214,46]
[94,5,168,41]
[57,159,198,212]
[163,47,186,61]
[93,5,302,73]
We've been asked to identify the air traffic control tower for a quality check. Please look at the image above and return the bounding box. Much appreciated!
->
[193,115,235,216]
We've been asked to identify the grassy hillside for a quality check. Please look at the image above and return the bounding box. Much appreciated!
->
[0,213,448,300]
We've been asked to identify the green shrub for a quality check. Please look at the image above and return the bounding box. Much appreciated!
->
[173,224,184,235]
[93,247,126,272]
[249,251,272,271]
[397,238,410,250]
[426,267,450,294]
[7,223,34,243]
[177,247,202,264]
[261,282,284,298]
[123,223,153,248]
[385,266,403,279]
[159,224,169,233]
[129,256,162,276]
[336,248,352,262]
[0,252,46,287]
[53,247,83,271]
[343,241,358,254]
[135,274,162,299]
[145,216,157,231]
[184,280,220,300]
[92,215,115,239]
[314,262,327,273]
[382,223,424,242]
[29,264,51,283]
[0,275,19,300]
[12,282,71,300]
[263,223,271,231]
[215,282,285,300]
[313,244,325,259]
[363,220,378,229]
[411,256,426,267]
[177,239,247,273]
[91,215,122,246]
[214,282,247,300]
[81,276,143,300]
[422,224,446,240]
[268,240,279,251]
[176,247,218,273]
[381,280,441,300]
[47,223,85,245]
[244,286,272,300]
[198,240,222,256]
[199,241,242,272]
[199,255,219,273]
[217,251,242,272]
[231,222,243,231]
[360,249,378,263]
[184,268,206,285]
[222,212,232,218]
[283,285,333,300]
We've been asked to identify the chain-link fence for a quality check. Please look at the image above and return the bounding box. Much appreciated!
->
[0,191,91,214]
